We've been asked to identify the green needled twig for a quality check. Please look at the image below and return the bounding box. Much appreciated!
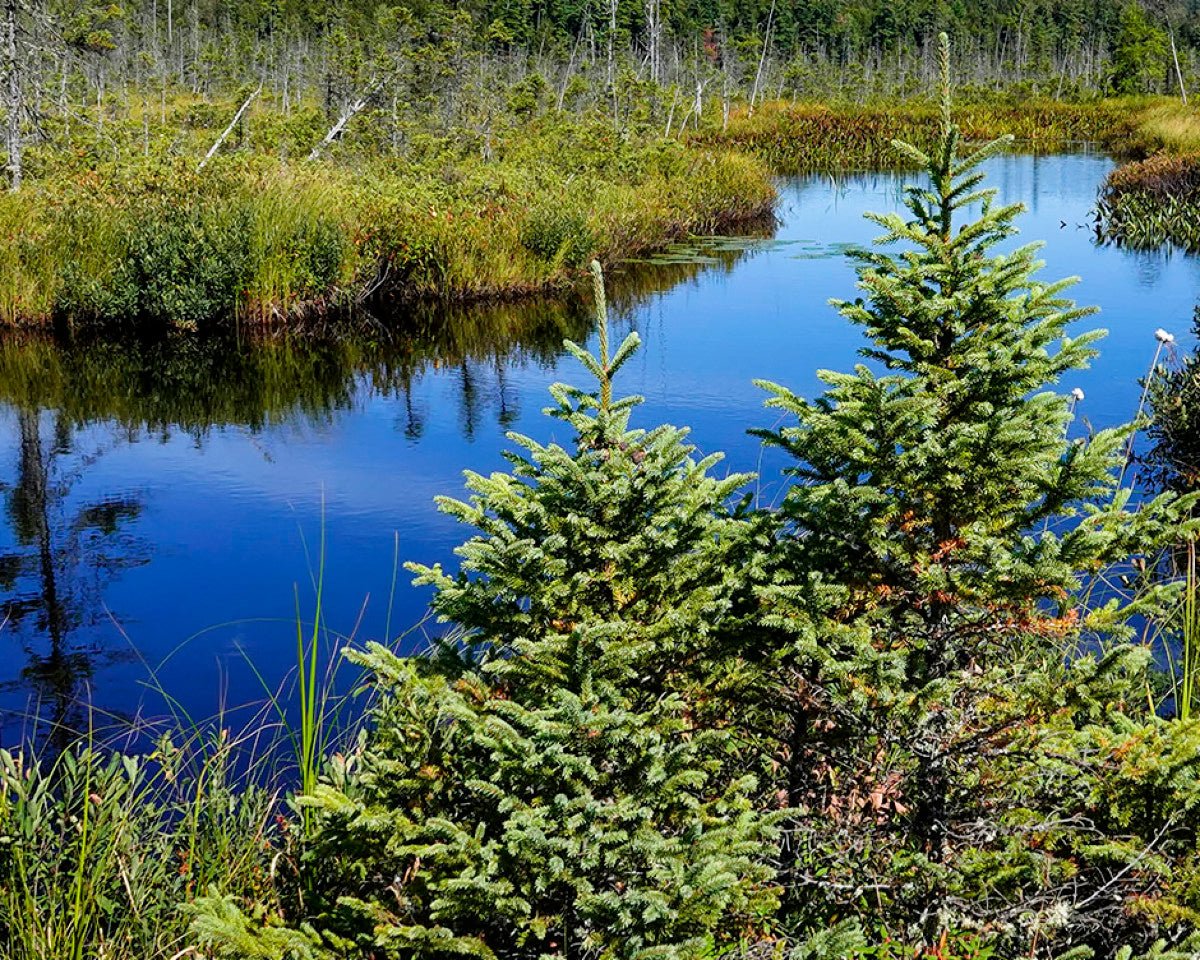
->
[590,259,611,412]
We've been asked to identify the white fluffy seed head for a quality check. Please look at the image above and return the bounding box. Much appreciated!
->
[1071,388,1085,401]
[1156,328,1176,345]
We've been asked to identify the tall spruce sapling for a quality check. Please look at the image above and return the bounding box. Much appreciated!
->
[192,262,780,960]
[755,33,1197,947]
[407,260,760,700]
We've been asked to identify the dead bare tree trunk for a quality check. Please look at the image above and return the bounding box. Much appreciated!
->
[663,84,679,135]
[198,83,261,170]
[2,0,21,191]
[557,12,589,111]
[645,0,661,84]
[749,0,776,114]
[308,80,381,161]
[1170,24,1188,106]
[607,0,618,126]
[607,0,616,89]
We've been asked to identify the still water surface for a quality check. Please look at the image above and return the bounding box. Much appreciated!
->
[2,152,1198,743]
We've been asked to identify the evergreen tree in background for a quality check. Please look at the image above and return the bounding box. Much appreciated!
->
[753,32,1200,953]
[1110,1,1170,95]
[191,263,779,960]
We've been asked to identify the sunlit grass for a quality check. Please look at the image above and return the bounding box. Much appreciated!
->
[0,720,281,960]
[0,121,776,330]
[1135,100,1200,154]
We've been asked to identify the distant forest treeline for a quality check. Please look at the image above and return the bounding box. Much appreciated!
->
[0,0,1194,191]
[22,0,1200,101]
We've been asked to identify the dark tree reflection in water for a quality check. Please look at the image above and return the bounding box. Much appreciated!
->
[0,406,148,748]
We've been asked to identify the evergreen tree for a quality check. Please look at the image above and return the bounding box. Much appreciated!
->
[1110,1,1169,94]
[752,33,1198,952]
[191,262,780,960]
[406,262,760,704]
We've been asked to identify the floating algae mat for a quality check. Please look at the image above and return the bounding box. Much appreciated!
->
[634,236,793,266]
[789,241,859,260]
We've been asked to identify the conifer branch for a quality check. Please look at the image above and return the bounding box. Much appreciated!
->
[590,259,611,411]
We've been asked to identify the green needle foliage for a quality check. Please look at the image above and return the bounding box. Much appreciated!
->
[407,261,758,699]
[191,262,780,960]
[752,33,1200,953]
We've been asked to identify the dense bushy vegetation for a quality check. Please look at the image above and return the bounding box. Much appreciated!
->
[6,40,1200,959]
[0,124,772,327]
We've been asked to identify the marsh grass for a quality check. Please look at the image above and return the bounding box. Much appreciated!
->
[0,121,775,330]
[1097,151,1200,251]
[697,98,1144,173]
[243,176,355,322]
[0,194,57,325]
[0,600,389,960]
[1182,540,1199,721]
[0,720,282,960]
[1131,101,1200,155]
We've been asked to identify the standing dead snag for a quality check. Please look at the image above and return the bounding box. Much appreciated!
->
[307,79,385,161]
[1,0,22,190]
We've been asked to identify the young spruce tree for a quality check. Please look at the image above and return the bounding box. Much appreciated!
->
[755,35,1199,954]
[192,263,778,960]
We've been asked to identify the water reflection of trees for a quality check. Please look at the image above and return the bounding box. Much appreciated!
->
[0,245,753,742]
[0,408,148,747]
[0,246,751,440]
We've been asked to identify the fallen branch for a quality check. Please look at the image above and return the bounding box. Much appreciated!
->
[197,83,262,171]
[308,81,382,161]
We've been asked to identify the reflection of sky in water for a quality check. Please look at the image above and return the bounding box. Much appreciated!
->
[2,151,1199,742]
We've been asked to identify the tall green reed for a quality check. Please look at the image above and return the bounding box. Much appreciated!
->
[0,718,280,960]
[1180,538,1199,721]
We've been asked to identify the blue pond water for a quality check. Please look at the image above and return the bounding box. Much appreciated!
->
[2,151,1198,744]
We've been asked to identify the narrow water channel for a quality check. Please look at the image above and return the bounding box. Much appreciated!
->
[2,151,1198,743]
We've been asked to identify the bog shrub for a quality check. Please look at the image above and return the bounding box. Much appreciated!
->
[123,195,252,328]
[518,202,596,266]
